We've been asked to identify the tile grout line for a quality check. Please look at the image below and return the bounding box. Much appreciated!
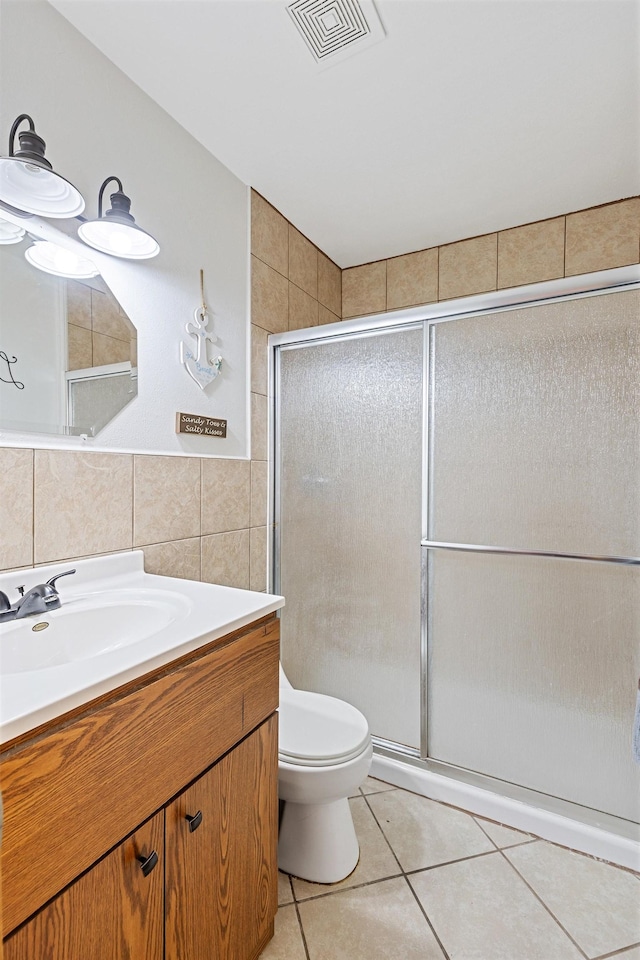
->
[472,815,539,854]
[403,846,524,877]
[360,790,453,959]
[131,453,136,553]
[496,848,591,960]
[384,257,388,312]
[360,790,406,874]
[292,898,312,960]
[593,941,640,959]
[473,815,515,852]
[402,874,452,960]
[292,870,404,905]
[198,459,204,579]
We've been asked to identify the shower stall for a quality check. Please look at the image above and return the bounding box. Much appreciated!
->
[270,266,640,867]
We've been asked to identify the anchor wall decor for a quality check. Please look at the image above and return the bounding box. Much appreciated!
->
[180,270,223,391]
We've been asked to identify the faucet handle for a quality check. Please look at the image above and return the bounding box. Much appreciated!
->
[46,569,76,591]
[0,591,10,612]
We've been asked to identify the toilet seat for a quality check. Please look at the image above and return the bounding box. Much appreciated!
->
[279,688,370,767]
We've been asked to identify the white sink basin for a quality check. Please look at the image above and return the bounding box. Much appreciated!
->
[0,550,285,743]
[1,589,192,674]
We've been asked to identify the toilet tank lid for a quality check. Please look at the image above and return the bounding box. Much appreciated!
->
[278,688,370,765]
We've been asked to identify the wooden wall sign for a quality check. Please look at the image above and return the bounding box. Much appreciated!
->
[176,412,227,438]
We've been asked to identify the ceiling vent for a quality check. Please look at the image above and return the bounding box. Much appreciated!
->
[287,0,385,68]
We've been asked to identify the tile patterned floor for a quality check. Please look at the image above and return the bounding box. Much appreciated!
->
[262,777,640,960]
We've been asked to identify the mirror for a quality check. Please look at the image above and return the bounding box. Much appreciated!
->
[0,240,137,437]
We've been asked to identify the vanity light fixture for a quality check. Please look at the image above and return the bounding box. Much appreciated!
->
[25,240,99,280]
[0,115,85,219]
[78,177,159,259]
[0,217,25,244]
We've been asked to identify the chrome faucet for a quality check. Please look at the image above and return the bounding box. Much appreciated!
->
[0,569,76,623]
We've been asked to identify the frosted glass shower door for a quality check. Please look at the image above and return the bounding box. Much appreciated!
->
[426,289,640,822]
[276,327,423,748]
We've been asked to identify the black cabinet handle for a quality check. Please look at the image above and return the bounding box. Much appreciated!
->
[137,850,158,876]
[186,810,203,833]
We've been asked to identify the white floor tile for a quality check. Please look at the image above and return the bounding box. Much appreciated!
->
[367,787,495,870]
[298,876,446,960]
[410,850,584,960]
[260,904,307,960]
[505,841,640,958]
[278,786,640,959]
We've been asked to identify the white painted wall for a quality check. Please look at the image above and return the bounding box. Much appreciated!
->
[0,241,66,431]
[0,0,250,457]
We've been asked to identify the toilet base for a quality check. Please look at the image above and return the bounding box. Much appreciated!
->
[278,797,360,883]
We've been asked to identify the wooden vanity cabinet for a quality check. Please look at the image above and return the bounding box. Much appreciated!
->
[1,616,279,960]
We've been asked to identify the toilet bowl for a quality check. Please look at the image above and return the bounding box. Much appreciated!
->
[277,664,372,883]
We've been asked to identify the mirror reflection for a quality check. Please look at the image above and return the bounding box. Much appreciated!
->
[0,241,137,436]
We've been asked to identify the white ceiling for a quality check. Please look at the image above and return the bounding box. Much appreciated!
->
[51,0,639,268]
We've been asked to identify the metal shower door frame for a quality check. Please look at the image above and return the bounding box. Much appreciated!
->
[268,264,640,836]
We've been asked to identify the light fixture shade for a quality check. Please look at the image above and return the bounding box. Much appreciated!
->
[25,240,99,279]
[0,115,85,218]
[78,218,160,259]
[0,217,25,244]
[78,176,159,259]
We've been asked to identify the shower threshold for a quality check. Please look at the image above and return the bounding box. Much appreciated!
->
[370,740,640,872]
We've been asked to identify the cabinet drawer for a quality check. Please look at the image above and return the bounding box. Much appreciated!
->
[1,617,279,935]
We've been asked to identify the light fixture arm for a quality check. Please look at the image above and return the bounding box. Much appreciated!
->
[8,114,33,154]
[8,114,52,170]
[97,176,123,218]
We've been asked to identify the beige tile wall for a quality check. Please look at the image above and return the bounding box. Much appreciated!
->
[247,191,342,590]
[250,190,342,334]
[2,194,637,590]
[67,278,137,371]
[0,448,264,591]
[342,197,640,318]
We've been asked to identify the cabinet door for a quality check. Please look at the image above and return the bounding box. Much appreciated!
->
[165,715,278,960]
[4,812,163,960]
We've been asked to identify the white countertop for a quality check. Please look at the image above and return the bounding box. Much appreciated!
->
[0,551,284,743]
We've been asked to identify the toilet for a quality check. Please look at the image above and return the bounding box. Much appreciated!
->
[277,663,373,883]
